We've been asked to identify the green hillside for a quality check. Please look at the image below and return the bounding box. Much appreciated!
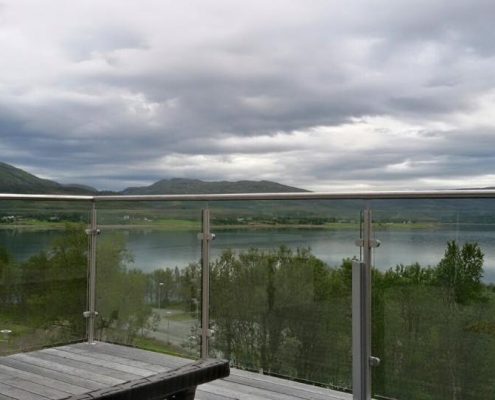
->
[0,162,306,195]
[121,178,307,195]
[0,162,96,195]
[2,162,495,226]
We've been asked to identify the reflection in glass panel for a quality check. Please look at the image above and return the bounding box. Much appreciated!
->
[371,199,495,400]
[0,200,91,354]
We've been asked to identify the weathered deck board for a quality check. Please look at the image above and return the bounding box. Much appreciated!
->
[0,357,105,391]
[9,353,124,386]
[25,351,140,382]
[0,364,88,395]
[0,342,350,400]
[57,346,169,373]
[39,348,156,377]
[0,343,227,400]
[0,381,49,400]
[66,342,188,369]
[198,370,352,400]
[0,376,70,399]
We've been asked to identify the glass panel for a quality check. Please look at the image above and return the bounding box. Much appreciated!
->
[208,199,363,392]
[371,198,495,400]
[95,201,205,359]
[0,200,91,354]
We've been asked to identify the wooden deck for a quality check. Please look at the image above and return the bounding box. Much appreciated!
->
[0,342,350,400]
[199,367,351,400]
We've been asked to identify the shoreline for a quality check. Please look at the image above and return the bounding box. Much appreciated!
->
[0,220,454,232]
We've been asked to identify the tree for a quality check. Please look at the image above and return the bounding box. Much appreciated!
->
[95,233,152,343]
[16,225,87,337]
[151,268,176,307]
[0,246,17,310]
[435,241,484,305]
[209,246,352,387]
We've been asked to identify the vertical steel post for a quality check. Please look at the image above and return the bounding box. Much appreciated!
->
[353,208,379,400]
[200,209,213,359]
[87,201,98,344]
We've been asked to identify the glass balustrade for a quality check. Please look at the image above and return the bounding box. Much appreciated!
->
[0,200,91,354]
[94,200,206,359]
[207,199,363,392]
[370,198,495,400]
[1,193,495,399]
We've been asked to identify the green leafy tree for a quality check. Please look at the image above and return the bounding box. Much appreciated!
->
[151,268,176,307]
[179,262,201,313]
[210,247,352,388]
[95,233,152,344]
[435,241,484,304]
[16,225,87,338]
[0,246,17,310]
[372,242,495,400]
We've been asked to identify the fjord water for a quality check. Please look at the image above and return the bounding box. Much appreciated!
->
[2,226,495,282]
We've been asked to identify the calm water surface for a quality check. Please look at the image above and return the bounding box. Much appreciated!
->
[1,227,495,282]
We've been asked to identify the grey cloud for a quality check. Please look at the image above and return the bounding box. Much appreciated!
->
[64,26,147,62]
[286,126,495,186]
[357,0,495,54]
[1,0,495,190]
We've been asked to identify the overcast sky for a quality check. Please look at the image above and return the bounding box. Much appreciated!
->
[1,0,495,191]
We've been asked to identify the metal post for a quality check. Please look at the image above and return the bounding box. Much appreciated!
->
[353,259,370,400]
[86,201,98,344]
[199,209,214,359]
[353,208,380,400]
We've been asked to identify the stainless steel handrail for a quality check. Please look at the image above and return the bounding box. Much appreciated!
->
[2,189,495,202]
[0,194,94,201]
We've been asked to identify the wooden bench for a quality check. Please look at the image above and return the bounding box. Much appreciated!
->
[0,342,229,400]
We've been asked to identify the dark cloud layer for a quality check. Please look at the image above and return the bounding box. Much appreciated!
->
[1,0,495,190]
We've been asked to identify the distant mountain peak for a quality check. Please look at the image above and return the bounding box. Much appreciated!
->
[120,177,308,195]
[0,162,308,195]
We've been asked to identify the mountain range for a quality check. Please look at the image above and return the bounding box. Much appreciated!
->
[0,162,307,195]
[3,162,495,224]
